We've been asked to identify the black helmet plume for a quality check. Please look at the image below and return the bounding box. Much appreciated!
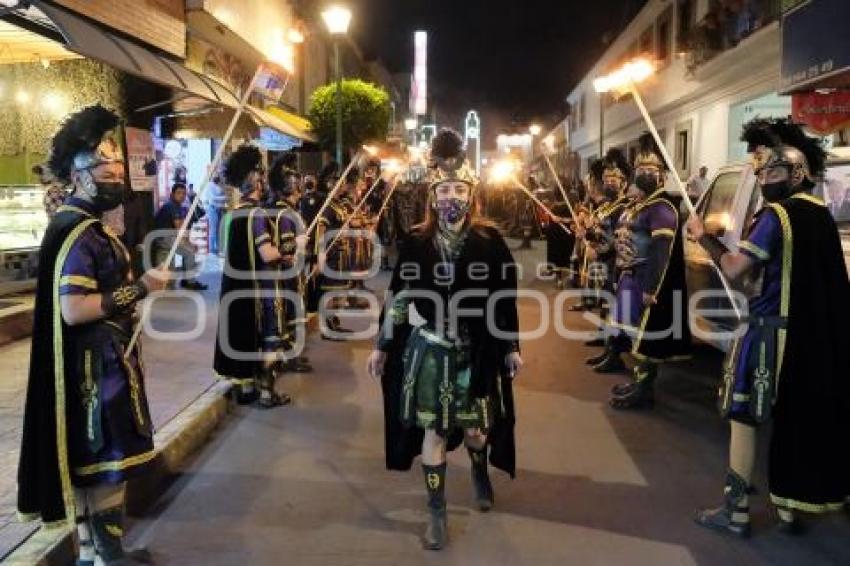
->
[48,104,120,182]
[589,159,605,183]
[741,117,826,178]
[269,153,297,194]
[603,147,632,180]
[223,145,263,188]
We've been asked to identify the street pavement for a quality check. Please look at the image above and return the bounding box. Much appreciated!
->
[123,241,850,566]
[0,257,224,560]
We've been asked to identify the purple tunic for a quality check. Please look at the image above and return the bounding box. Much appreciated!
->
[613,199,678,330]
[58,198,154,487]
[242,198,282,353]
[729,208,783,421]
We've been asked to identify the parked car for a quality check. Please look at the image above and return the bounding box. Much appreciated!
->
[683,152,850,351]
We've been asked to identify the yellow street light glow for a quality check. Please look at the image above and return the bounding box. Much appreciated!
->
[490,160,516,183]
[593,58,655,93]
[322,5,352,35]
[43,92,64,113]
[529,124,542,136]
[15,90,30,104]
[287,28,305,44]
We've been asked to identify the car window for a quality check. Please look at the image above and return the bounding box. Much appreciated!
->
[823,162,850,225]
[701,172,739,236]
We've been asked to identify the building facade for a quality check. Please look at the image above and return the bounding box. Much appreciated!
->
[566,0,785,181]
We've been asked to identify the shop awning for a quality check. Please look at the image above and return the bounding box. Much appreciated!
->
[25,1,316,143]
[33,1,239,108]
[247,106,317,144]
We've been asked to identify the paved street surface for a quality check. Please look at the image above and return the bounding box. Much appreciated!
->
[125,242,849,566]
[0,258,224,559]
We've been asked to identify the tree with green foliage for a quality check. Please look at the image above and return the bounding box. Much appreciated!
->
[307,79,391,158]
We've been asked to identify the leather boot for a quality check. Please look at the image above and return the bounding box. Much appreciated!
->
[422,463,448,550]
[694,469,752,538]
[468,445,494,512]
[592,349,626,374]
[610,362,657,410]
[90,506,153,564]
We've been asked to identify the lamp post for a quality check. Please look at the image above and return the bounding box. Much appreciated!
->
[322,5,352,164]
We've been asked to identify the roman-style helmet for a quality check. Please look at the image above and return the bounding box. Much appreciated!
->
[741,117,825,192]
[269,152,299,196]
[48,104,123,182]
[224,145,263,194]
[602,147,632,193]
[633,132,667,173]
[427,128,477,191]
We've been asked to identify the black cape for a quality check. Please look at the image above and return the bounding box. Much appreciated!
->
[213,203,263,379]
[766,194,850,511]
[380,225,519,477]
[18,208,99,526]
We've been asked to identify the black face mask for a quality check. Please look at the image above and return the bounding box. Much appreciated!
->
[93,181,127,212]
[760,180,791,203]
[634,173,658,194]
[603,183,620,199]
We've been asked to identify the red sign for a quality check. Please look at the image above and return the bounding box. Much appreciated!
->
[792,90,850,135]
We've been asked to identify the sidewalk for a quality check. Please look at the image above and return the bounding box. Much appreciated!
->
[0,256,225,560]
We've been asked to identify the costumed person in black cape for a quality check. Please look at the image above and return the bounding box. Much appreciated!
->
[17,105,166,564]
[267,153,313,374]
[214,145,291,408]
[690,118,850,537]
[569,159,606,311]
[604,133,691,409]
[366,129,523,551]
[583,148,633,351]
[300,162,337,315]
[543,186,575,290]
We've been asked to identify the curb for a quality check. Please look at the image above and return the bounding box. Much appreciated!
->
[3,381,232,565]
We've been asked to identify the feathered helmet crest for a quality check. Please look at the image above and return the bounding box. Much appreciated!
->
[741,117,825,189]
[602,147,632,189]
[48,104,122,182]
[427,128,477,190]
[585,158,605,189]
[224,145,263,192]
[269,152,298,195]
[634,132,667,172]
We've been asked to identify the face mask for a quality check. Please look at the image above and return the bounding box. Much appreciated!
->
[603,183,620,199]
[760,180,791,203]
[433,197,470,225]
[92,181,126,212]
[634,173,658,194]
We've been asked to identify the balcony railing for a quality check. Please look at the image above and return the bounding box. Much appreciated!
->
[683,0,780,74]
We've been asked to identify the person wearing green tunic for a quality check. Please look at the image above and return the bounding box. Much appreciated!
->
[368,129,523,551]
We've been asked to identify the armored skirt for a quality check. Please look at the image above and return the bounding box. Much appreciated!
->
[379,225,520,477]
[400,326,494,434]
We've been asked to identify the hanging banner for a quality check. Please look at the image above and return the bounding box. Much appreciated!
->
[792,90,850,136]
[125,127,157,192]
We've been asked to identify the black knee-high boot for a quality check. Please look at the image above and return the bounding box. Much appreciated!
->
[468,445,494,512]
[90,506,153,564]
[422,463,448,550]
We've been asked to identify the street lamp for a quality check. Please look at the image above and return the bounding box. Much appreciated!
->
[322,5,352,164]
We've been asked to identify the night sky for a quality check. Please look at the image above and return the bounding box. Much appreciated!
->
[351,0,647,146]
